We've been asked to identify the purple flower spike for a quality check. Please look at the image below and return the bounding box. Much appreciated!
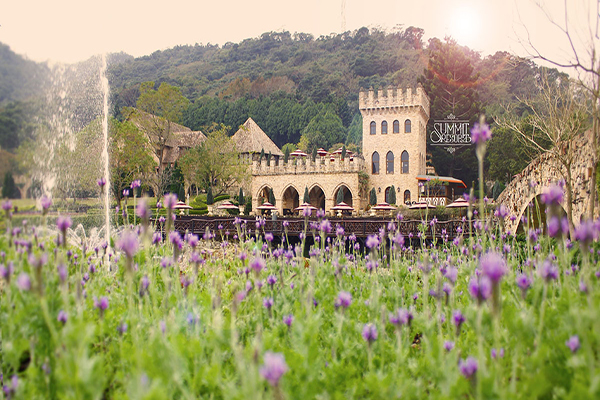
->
[566,335,580,353]
[362,323,378,343]
[335,291,352,309]
[263,297,274,310]
[468,276,491,304]
[57,310,67,324]
[541,184,564,206]
[16,273,31,291]
[264,232,274,242]
[459,356,478,378]
[470,122,492,145]
[250,257,266,273]
[267,274,277,286]
[117,230,139,259]
[56,215,72,232]
[40,195,52,212]
[260,351,288,387]
[283,314,294,327]
[163,193,178,210]
[539,259,559,282]
[480,252,506,283]
[444,341,455,352]
[452,310,466,330]
[97,177,106,188]
[130,179,141,189]
[2,200,13,211]
[366,234,380,250]
[516,274,532,295]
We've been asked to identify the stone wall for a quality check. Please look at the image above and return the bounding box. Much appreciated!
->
[497,129,598,233]
[251,156,365,215]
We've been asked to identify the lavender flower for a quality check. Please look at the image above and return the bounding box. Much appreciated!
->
[56,215,72,232]
[97,177,106,188]
[94,296,109,317]
[516,274,532,297]
[263,297,274,310]
[267,275,277,287]
[468,276,491,304]
[163,193,178,210]
[389,308,413,327]
[565,335,580,353]
[452,310,466,332]
[130,179,141,189]
[362,323,378,343]
[116,230,139,260]
[250,257,265,273]
[444,341,455,352]
[57,310,67,324]
[470,121,492,144]
[264,232,274,242]
[366,234,379,250]
[335,291,352,309]
[459,356,478,378]
[480,252,506,283]
[283,314,294,327]
[260,351,288,387]
[541,184,564,206]
[16,273,31,291]
[539,259,559,282]
[40,195,52,214]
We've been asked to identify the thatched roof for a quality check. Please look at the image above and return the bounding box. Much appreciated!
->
[126,108,206,165]
[231,118,283,157]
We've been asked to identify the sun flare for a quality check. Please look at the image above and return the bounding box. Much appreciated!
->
[448,5,483,48]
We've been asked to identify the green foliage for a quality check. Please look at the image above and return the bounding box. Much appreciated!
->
[266,151,271,167]
[268,187,276,205]
[303,187,310,203]
[0,43,47,105]
[341,145,346,161]
[389,185,396,204]
[259,148,265,163]
[238,188,245,205]
[369,187,377,205]
[300,109,346,152]
[492,181,505,200]
[345,113,363,150]
[2,170,19,198]
[336,187,344,204]
[206,186,214,205]
[311,147,317,162]
[283,146,290,164]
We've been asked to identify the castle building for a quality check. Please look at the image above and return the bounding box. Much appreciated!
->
[249,85,434,215]
[359,85,429,205]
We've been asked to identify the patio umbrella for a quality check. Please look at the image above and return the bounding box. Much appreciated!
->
[331,202,354,211]
[446,198,469,208]
[174,201,192,210]
[257,202,277,210]
[409,201,436,209]
[294,202,317,211]
[290,150,308,157]
[372,202,396,210]
[331,147,354,156]
[217,201,239,210]
[317,148,328,156]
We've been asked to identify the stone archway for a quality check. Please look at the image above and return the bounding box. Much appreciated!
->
[309,184,326,210]
[257,185,273,205]
[333,184,353,206]
[281,185,300,215]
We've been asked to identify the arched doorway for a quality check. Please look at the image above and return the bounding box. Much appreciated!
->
[309,185,326,210]
[282,186,299,215]
[334,185,353,206]
[257,185,273,205]
[404,190,411,205]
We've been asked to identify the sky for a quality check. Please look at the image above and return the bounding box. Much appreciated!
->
[0,0,598,69]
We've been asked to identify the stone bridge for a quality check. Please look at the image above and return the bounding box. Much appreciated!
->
[497,129,598,233]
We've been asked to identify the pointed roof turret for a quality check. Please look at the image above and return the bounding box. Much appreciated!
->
[231,118,283,156]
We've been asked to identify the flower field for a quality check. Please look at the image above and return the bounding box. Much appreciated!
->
[1,189,600,400]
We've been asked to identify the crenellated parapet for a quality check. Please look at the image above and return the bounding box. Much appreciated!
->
[252,155,365,176]
[359,85,430,118]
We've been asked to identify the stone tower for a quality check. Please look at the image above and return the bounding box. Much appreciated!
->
[359,85,430,205]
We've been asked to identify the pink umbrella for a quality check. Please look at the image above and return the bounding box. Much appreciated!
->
[446,198,469,208]
[409,201,436,209]
[174,201,192,210]
[217,201,239,210]
[257,202,277,210]
[331,202,354,211]
[294,202,317,211]
[372,202,396,210]
[317,148,328,156]
[290,150,308,157]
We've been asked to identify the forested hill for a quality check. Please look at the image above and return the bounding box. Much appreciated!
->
[0,27,568,188]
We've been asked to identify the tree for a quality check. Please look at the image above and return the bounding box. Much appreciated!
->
[206,186,214,205]
[283,146,290,163]
[521,2,600,219]
[369,188,377,206]
[303,187,310,203]
[238,187,245,205]
[133,81,189,200]
[109,119,156,203]
[495,75,589,234]
[341,145,346,161]
[300,109,346,152]
[178,125,248,197]
[389,185,396,204]
[268,187,276,205]
[418,37,481,186]
[259,148,265,163]
[311,147,317,162]
[346,114,362,151]
[2,171,19,198]
[336,187,344,204]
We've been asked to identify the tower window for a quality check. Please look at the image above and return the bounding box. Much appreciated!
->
[386,151,394,174]
[404,119,411,133]
[401,150,409,174]
[381,121,388,134]
[393,120,399,133]
[404,190,411,204]
[372,152,380,174]
[370,121,376,135]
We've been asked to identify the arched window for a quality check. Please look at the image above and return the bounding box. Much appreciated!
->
[381,121,388,134]
[401,150,409,174]
[370,121,376,135]
[386,151,394,174]
[393,120,400,133]
[404,190,411,204]
[372,152,380,174]
[404,119,411,133]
